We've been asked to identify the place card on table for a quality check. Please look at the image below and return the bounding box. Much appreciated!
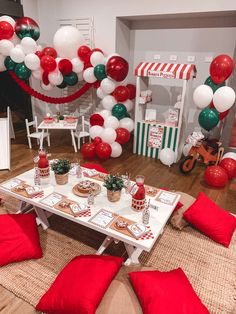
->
[1,178,24,190]
[40,192,64,207]
[127,223,149,239]
[155,190,178,206]
[89,209,117,229]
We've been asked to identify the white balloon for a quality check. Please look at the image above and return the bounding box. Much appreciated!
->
[0,55,6,72]
[32,69,42,80]
[123,99,134,112]
[10,47,25,63]
[48,70,63,85]
[24,53,40,70]
[101,95,116,110]
[20,37,37,54]
[213,86,236,112]
[10,33,20,45]
[193,85,213,109]
[99,109,112,119]
[105,53,120,64]
[53,26,85,59]
[182,143,192,157]
[83,67,97,83]
[222,152,236,161]
[104,116,119,129]
[97,87,108,99]
[90,51,105,66]
[111,142,122,158]
[71,57,84,73]
[0,15,15,27]
[101,78,116,94]
[41,83,53,91]
[101,128,117,144]
[0,40,14,56]
[119,118,134,132]
[89,125,103,139]
[159,148,175,166]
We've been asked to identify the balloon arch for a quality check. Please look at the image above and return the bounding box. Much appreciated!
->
[0,15,136,159]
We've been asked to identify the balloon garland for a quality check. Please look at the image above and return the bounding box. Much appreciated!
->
[0,15,136,159]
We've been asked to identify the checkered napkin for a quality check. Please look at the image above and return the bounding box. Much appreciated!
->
[77,210,91,217]
[32,191,44,198]
[140,226,154,240]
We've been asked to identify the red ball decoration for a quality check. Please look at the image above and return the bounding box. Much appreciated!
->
[90,114,104,126]
[42,71,49,85]
[42,47,57,59]
[77,45,91,63]
[116,128,130,144]
[58,59,73,75]
[92,48,103,54]
[40,55,56,72]
[126,84,136,100]
[204,165,228,188]
[0,21,14,40]
[113,86,130,102]
[93,80,101,89]
[15,17,40,40]
[35,50,43,59]
[93,136,102,146]
[81,143,96,159]
[219,158,236,179]
[210,54,234,84]
[96,142,112,159]
[84,61,93,69]
[106,56,129,82]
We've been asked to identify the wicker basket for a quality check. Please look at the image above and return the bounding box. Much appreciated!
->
[107,190,121,202]
[132,198,145,211]
[54,173,69,185]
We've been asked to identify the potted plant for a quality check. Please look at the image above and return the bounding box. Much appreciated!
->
[52,159,71,185]
[103,174,124,202]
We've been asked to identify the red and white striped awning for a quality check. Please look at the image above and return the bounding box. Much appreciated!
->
[134,62,196,80]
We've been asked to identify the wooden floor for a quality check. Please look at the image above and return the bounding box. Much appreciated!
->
[0,129,235,313]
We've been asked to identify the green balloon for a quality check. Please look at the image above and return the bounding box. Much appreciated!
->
[57,81,67,89]
[64,72,78,86]
[204,76,225,93]
[198,108,219,131]
[94,64,107,81]
[4,56,16,71]
[112,103,127,120]
[15,63,31,80]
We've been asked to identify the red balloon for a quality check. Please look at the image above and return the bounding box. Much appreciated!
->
[92,48,103,54]
[93,80,101,89]
[116,128,130,144]
[204,165,228,187]
[0,21,14,40]
[106,56,129,82]
[219,158,236,179]
[40,55,56,72]
[42,72,49,85]
[35,50,43,59]
[210,101,229,120]
[96,142,112,159]
[58,59,72,75]
[81,143,96,159]
[90,114,104,126]
[42,47,57,58]
[84,61,93,69]
[113,86,130,102]
[77,45,91,63]
[93,136,102,146]
[126,84,136,100]
[210,54,234,84]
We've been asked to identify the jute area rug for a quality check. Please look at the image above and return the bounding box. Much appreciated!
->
[0,197,236,314]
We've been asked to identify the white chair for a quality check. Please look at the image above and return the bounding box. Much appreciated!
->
[25,116,50,149]
[74,116,91,149]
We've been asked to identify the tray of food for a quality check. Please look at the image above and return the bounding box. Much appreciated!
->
[72,180,101,197]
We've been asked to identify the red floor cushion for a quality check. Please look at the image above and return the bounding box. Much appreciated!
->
[81,163,108,174]
[0,214,42,266]
[183,192,236,247]
[36,255,123,314]
[129,268,209,314]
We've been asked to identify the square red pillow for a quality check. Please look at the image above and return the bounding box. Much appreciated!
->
[0,214,42,266]
[129,268,209,314]
[36,255,123,314]
[183,192,236,247]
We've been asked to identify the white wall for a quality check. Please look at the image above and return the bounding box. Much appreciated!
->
[21,0,39,22]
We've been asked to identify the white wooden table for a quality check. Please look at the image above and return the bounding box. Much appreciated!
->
[0,168,180,265]
[38,120,78,152]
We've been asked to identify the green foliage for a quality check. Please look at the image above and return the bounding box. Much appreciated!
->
[103,174,124,191]
[59,115,64,120]
[52,159,71,175]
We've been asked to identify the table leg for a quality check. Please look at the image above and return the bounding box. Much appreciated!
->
[96,236,114,255]
[71,130,78,153]
[124,243,143,266]
[34,206,50,230]
[40,130,44,149]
